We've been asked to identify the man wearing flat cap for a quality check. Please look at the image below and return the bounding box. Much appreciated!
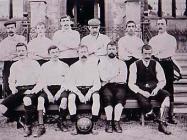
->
[0,19,26,96]
[81,18,110,62]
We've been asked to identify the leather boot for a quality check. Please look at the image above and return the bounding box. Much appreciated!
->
[168,102,177,124]
[33,124,46,137]
[158,121,171,135]
[105,120,113,133]
[113,121,122,133]
[23,125,32,137]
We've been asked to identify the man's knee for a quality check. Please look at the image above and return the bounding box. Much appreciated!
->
[141,102,152,113]
[60,98,67,109]
[92,93,100,102]
[23,97,32,106]
[37,97,45,110]
[0,104,7,114]
[115,103,123,110]
[162,97,170,107]
[68,93,76,103]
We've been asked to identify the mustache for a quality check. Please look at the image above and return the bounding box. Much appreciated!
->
[81,55,87,59]
[158,27,163,30]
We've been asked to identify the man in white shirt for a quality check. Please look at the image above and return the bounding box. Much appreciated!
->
[128,44,171,135]
[149,18,181,124]
[0,19,26,97]
[34,45,69,137]
[118,20,144,69]
[98,41,127,133]
[53,15,80,66]
[28,22,54,64]
[68,45,101,135]
[0,43,41,137]
[81,18,110,62]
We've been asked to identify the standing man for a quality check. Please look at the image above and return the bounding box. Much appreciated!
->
[0,43,41,137]
[0,19,26,96]
[81,18,110,62]
[68,45,101,135]
[118,20,144,69]
[98,41,127,133]
[53,15,80,66]
[128,44,171,135]
[149,18,181,124]
[34,45,69,137]
[28,22,54,64]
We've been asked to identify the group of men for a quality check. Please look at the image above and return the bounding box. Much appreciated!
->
[0,16,181,137]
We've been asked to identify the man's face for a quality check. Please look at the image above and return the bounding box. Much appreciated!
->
[78,47,89,62]
[89,26,100,36]
[6,24,16,37]
[142,49,152,62]
[36,24,46,35]
[107,45,117,59]
[157,19,167,33]
[49,48,60,60]
[16,45,27,59]
[126,22,136,36]
[60,17,71,30]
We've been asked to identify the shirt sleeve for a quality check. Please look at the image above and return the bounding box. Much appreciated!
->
[8,64,17,92]
[128,63,143,93]
[156,62,166,89]
[118,38,129,60]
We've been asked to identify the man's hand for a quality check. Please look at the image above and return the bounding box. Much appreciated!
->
[54,91,62,101]
[141,91,150,98]
[151,88,159,96]
[78,94,86,104]
[85,92,92,102]
[48,94,55,103]
[12,88,18,94]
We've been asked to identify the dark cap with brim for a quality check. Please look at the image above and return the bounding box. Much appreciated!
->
[4,19,16,27]
[88,18,100,26]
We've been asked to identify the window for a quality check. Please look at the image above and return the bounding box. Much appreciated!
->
[148,0,158,16]
[13,0,24,18]
[0,0,9,18]
[176,0,186,16]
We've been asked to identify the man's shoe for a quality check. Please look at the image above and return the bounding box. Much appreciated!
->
[168,118,177,124]
[33,125,46,137]
[23,125,32,137]
[158,121,171,135]
[91,122,98,135]
[105,120,113,133]
[113,121,122,133]
[57,121,68,132]
[71,122,78,135]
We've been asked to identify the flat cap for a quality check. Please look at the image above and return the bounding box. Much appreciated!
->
[4,19,16,27]
[88,18,100,26]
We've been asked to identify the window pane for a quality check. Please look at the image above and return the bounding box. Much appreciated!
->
[0,0,9,18]
[176,0,186,16]
[162,0,172,16]
[148,0,158,16]
[13,0,23,18]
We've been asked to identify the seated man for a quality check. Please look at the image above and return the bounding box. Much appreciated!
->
[34,45,70,137]
[0,43,41,137]
[98,41,128,133]
[67,45,101,135]
[128,44,171,135]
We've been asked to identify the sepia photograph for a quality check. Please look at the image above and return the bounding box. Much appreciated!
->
[0,0,187,140]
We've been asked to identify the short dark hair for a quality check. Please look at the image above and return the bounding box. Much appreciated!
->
[16,42,27,50]
[4,19,16,27]
[126,20,136,28]
[141,44,152,53]
[157,18,168,25]
[107,41,117,49]
[60,15,71,22]
[36,22,46,28]
[48,45,59,54]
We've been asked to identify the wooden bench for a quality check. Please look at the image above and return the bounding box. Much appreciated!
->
[10,99,161,126]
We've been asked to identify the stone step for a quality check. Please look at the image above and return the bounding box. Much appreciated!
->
[174,108,187,113]
[174,86,187,93]
[174,78,187,84]
[174,97,187,105]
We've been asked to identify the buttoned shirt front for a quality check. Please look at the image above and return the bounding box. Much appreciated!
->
[81,33,110,56]
[53,29,80,58]
[28,36,54,59]
[98,57,127,85]
[128,59,166,94]
[0,34,25,60]
[149,32,177,59]
[118,35,144,60]
[39,60,69,87]
[67,58,101,94]
[8,58,41,91]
